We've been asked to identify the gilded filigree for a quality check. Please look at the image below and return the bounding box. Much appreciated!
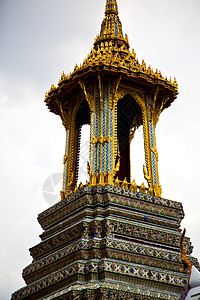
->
[50,83,56,92]
[55,99,68,128]
[111,75,122,108]
[78,80,93,112]
[63,155,68,165]
[113,155,120,177]
[154,184,162,198]
[143,164,151,186]
[68,172,74,189]
[91,135,113,145]
[153,96,169,126]
[150,87,159,121]
[151,146,159,162]
[58,71,68,85]
[91,136,97,144]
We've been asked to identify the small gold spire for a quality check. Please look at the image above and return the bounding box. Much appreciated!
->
[94,0,129,50]
[147,65,152,74]
[130,179,137,191]
[114,176,120,187]
[121,177,128,189]
[105,0,118,16]
[79,182,84,189]
[74,186,78,193]
[49,83,56,93]
[173,77,178,88]
[61,71,67,80]
[139,183,146,193]
[147,186,153,195]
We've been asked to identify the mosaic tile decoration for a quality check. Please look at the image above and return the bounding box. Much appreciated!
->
[12,188,198,300]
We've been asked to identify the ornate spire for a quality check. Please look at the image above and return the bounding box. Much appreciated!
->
[105,0,118,16]
[94,0,129,49]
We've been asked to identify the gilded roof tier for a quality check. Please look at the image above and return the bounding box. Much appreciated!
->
[45,0,178,114]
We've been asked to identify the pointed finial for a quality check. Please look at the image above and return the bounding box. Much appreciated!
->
[94,0,129,49]
[105,0,118,16]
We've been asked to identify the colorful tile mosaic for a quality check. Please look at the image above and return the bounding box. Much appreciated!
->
[12,185,197,299]
[42,281,181,300]
[38,185,184,229]
[13,258,188,299]
[11,178,196,298]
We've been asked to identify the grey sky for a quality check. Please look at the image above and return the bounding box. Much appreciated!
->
[1,0,200,299]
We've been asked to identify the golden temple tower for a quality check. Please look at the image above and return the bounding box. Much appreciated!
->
[12,1,199,299]
[45,0,178,198]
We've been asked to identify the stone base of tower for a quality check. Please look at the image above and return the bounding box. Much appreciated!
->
[12,185,199,300]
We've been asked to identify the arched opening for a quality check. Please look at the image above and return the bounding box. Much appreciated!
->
[130,126,145,184]
[117,94,142,182]
[72,98,90,190]
[78,124,90,185]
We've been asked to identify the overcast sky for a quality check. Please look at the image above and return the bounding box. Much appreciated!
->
[1,0,200,299]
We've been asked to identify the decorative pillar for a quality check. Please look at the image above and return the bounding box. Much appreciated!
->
[142,93,162,197]
[90,77,114,185]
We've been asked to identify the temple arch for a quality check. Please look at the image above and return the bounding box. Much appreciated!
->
[116,94,143,182]
[78,124,90,185]
[130,125,145,184]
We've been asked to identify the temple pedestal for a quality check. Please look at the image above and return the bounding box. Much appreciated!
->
[12,185,198,300]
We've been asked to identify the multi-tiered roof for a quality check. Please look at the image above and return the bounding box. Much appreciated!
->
[45,0,178,117]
